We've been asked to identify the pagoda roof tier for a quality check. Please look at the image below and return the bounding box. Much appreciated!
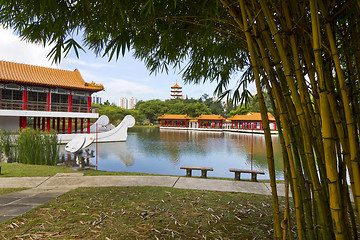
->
[196,114,225,121]
[228,112,275,121]
[158,114,192,120]
[0,60,104,92]
[171,83,182,88]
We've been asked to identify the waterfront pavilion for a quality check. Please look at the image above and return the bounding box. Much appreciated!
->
[227,112,277,131]
[195,114,225,129]
[158,114,192,128]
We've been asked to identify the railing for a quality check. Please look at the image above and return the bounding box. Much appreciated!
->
[0,100,98,113]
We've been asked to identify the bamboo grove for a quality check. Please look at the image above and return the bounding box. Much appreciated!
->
[220,1,360,239]
[0,0,360,239]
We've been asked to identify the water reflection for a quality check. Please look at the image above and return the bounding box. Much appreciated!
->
[59,127,283,179]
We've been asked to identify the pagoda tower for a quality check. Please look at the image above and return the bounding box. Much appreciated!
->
[170,82,183,99]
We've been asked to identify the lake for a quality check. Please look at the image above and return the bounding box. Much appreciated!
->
[59,127,284,180]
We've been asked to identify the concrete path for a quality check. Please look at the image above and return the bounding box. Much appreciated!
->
[0,173,284,224]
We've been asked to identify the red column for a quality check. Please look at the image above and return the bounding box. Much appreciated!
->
[62,117,66,133]
[33,117,37,129]
[205,122,208,128]
[87,118,91,134]
[47,92,51,111]
[167,121,169,127]
[185,121,187,128]
[68,118,72,134]
[173,121,174,127]
[80,118,84,133]
[161,120,163,127]
[260,122,262,130]
[57,117,60,132]
[23,90,27,110]
[87,96,91,113]
[179,121,180,127]
[68,94,72,112]
[74,118,78,132]
[231,122,233,129]
[37,117,41,129]
[274,122,277,130]
[46,117,50,132]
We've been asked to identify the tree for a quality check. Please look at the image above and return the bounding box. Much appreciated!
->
[2,1,360,239]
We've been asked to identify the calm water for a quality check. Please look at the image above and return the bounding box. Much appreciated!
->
[59,127,284,180]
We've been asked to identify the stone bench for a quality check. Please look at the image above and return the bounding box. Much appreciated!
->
[229,169,265,182]
[180,166,214,178]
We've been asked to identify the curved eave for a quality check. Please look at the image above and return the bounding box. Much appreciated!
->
[0,79,104,92]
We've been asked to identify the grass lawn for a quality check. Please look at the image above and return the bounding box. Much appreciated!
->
[0,163,156,178]
[0,186,287,239]
[0,188,28,196]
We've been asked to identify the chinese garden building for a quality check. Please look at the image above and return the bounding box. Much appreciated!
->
[158,114,192,128]
[0,60,103,134]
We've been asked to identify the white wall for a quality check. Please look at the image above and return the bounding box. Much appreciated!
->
[0,116,19,131]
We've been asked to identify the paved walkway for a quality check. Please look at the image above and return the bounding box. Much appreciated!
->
[0,173,285,224]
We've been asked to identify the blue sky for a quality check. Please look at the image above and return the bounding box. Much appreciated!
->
[0,27,255,104]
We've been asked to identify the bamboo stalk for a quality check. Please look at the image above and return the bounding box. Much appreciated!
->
[239,1,282,238]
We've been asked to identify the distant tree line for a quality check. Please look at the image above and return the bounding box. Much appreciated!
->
[95,93,272,125]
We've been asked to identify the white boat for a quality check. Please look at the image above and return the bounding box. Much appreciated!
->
[60,115,135,144]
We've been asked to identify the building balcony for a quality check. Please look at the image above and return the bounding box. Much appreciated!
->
[0,100,98,113]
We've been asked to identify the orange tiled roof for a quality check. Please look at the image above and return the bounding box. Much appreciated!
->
[0,61,104,92]
[158,114,192,120]
[196,114,225,121]
[229,112,275,121]
[171,83,182,88]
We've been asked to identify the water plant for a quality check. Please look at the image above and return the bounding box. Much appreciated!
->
[0,129,15,162]
[16,128,59,166]
[0,128,59,166]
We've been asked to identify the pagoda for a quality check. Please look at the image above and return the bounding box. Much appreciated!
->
[170,83,183,99]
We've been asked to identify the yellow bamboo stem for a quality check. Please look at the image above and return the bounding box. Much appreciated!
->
[239,1,281,238]
[309,1,347,239]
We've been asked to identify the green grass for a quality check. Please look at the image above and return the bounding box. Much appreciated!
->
[0,188,28,196]
[0,186,286,239]
[0,163,158,177]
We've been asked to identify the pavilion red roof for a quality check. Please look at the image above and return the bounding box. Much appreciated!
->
[228,112,275,121]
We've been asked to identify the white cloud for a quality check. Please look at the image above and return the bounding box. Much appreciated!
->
[0,28,54,68]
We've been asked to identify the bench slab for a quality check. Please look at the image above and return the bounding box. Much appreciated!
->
[180,166,214,178]
[229,169,265,181]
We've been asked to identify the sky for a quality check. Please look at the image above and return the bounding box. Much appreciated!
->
[0,27,254,105]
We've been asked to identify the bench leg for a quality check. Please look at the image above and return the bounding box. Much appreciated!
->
[201,170,207,178]
[186,169,192,177]
[234,172,240,181]
[251,173,258,182]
